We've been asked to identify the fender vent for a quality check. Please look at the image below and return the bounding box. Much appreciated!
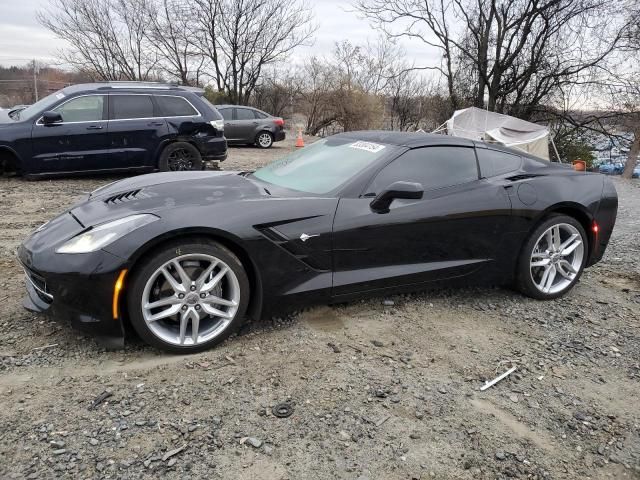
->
[104,189,142,204]
[506,174,544,181]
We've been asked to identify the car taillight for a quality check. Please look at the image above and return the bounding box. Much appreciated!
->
[210,119,224,131]
[274,118,284,127]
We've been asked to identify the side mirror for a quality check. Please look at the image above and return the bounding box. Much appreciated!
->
[42,111,63,125]
[369,181,424,213]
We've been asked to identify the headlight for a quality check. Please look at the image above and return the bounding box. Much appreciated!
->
[210,119,224,131]
[56,214,158,254]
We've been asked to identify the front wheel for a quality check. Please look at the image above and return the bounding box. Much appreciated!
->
[255,131,273,149]
[159,142,203,171]
[127,240,249,353]
[515,215,587,300]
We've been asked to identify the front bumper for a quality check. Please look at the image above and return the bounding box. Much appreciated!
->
[18,243,127,348]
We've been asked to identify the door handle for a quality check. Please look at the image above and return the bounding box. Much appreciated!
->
[86,125,103,130]
[148,121,164,127]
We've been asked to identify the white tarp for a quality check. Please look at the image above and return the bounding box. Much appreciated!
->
[445,107,550,159]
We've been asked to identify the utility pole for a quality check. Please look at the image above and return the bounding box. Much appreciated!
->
[33,60,39,102]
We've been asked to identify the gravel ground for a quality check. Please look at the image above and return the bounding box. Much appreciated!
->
[0,137,639,479]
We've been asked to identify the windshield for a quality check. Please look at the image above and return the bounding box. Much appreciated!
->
[252,137,391,194]
[10,89,67,121]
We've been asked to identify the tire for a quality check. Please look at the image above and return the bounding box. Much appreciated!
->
[515,214,588,300]
[127,239,250,353]
[158,142,203,171]
[255,131,273,149]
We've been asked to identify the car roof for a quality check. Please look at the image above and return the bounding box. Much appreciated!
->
[334,130,475,148]
[216,104,266,112]
[334,130,548,160]
[61,82,204,95]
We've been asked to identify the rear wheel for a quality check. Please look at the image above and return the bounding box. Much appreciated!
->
[515,215,587,300]
[127,240,249,353]
[255,131,273,149]
[159,142,203,171]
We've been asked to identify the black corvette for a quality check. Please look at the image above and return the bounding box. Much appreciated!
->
[18,132,618,352]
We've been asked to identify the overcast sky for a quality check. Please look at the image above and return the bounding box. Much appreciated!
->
[0,0,440,69]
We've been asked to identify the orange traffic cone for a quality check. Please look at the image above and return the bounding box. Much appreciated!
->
[295,127,305,148]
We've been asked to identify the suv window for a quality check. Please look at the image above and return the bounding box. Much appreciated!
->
[111,95,154,120]
[369,146,478,194]
[218,108,232,121]
[477,148,521,177]
[156,95,199,117]
[52,95,105,122]
[236,108,255,120]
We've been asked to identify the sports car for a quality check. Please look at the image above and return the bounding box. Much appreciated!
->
[18,132,618,352]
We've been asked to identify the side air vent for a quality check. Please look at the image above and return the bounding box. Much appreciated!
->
[104,189,142,204]
[506,174,544,181]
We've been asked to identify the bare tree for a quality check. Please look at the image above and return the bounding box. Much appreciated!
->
[38,0,159,80]
[144,0,206,85]
[357,0,628,119]
[194,0,315,104]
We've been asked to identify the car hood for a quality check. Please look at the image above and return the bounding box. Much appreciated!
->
[71,170,266,226]
[0,110,17,126]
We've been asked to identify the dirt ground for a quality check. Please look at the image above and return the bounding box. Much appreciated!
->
[0,137,639,479]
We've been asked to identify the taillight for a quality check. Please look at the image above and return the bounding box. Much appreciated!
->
[210,119,224,131]
[274,118,284,127]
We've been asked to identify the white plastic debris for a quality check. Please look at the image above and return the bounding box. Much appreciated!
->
[480,366,517,391]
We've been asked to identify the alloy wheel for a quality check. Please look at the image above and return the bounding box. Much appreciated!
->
[168,148,195,171]
[257,133,272,148]
[141,254,240,346]
[529,223,584,295]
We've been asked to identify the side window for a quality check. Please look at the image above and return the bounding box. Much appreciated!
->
[53,95,105,122]
[235,108,255,120]
[155,96,198,117]
[218,108,232,121]
[477,149,522,177]
[254,110,267,119]
[110,95,154,120]
[369,146,478,194]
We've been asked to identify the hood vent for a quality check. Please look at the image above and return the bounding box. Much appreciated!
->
[104,189,142,204]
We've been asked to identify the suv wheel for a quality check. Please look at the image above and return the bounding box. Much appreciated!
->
[256,132,273,149]
[159,142,203,171]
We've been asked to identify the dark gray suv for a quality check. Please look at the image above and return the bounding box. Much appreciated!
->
[216,105,285,148]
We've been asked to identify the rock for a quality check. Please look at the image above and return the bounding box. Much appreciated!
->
[382,299,394,306]
[52,449,67,456]
[409,433,421,439]
[573,411,588,422]
[162,444,187,461]
[167,458,177,467]
[371,340,384,347]
[495,451,506,461]
[509,394,519,403]
[437,386,447,394]
[247,437,262,448]
[338,431,350,441]
[49,440,65,449]
[89,439,99,446]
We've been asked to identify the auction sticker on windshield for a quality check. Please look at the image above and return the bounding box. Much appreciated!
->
[349,141,386,153]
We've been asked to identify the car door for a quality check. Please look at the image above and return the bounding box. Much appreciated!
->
[331,145,513,296]
[233,107,259,143]
[30,94,109,172]
[107,94,168,169]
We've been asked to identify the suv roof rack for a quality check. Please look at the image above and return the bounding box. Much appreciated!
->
[95,81,181,90]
